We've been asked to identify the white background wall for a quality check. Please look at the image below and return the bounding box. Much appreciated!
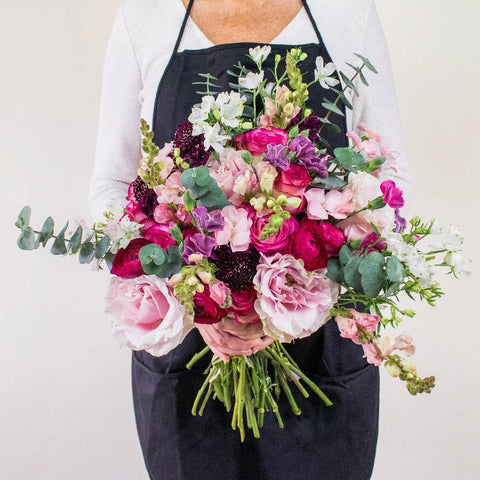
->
[1,1,478,478]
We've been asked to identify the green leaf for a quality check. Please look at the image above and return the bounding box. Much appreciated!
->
[339,245,352,266]
[346,62,369,86]
[68,226,83,253]
[312,175,347,188]
[288,125,299,139]
[15,206,31,229]
[321,100,344,116]
[385,281,401,297]
[170,225,184,244]
[340,72,359,97]
[39,217,54,247]
[358,251,385,275]
[17,227,36,250]
[139,244,167,275]
[386,256,405,282]
[343,256,363,292]
[51,235,67,256]
[334,148,365,169]
[104,251,116,270]
[192,166,211,187]
[326,258,344,284]
[241,150,254,164]
[183,191,196,211]
[79,242,95,264]
[95,235,111,259]
[361,270,386,298]
[354,53,378,73]
[337,93,353,110]
[156,246,183,278]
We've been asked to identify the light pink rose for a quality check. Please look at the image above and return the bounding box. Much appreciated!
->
[208,148,259,206]
[210,280,232,307]
[106,275,192,356]
[215,206,252,252]
[253,253,339,342]
[153,203,176,224]
[304,188,356,220]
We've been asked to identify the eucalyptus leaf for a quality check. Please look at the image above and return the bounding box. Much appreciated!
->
[79,242,95,264]
[339,245,352,266]
[104,251,116,271]
[15,206,31,229]
[139,244,167,275]
[170,225,184,244]
[68,226,83,253]
[51,235,67,256]
[17,227,36,250]
[344,256,363,292]
[385,281,401,297]
[386,256,405,283]
[353,53,378,73]
[326,258,344,284]
[361,270,386,298]
[339,72,359,97]
[338,93,353,110]
[321,100,344,116]
[95,235,111,259]
[39,217,54,247]
[346,62,369,86]
[312,175,347,189]
[358,251,385,275]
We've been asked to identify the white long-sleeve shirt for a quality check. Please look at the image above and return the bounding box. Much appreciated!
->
[89,0,413,220]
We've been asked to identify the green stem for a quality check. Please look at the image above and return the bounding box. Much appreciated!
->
[186,346,211,370]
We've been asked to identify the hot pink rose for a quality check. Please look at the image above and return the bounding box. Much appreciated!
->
[105,275,192,356]
[250,212,299,254]
[274,163,311,197]
[142,220,177,249]
[317,222,345,258]
[253,253,339,342]
[236,127,288,156]
[229,285,258,321]
[287,219,328,271]
[111,238,151,279]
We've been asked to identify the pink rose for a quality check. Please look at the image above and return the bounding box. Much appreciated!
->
[250,212,299,254]
[142,220,177,249]
[210,280,231,307]
[111,238,151,279]
[287,219,328,271]
[105,275,192,356]
[274,163,311,197]
[236,127,288,156]
[153,203,176,224]
[253,253,339,342]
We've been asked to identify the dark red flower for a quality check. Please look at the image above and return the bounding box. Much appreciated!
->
[193,286,227,324]
[111,238,151,278]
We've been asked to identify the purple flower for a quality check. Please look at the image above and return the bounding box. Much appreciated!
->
[132,176,158,216]
[289,135,317,162]
[264,144,290,170]
[183,234,217,260]
[192,206,225,232]
[394,208,407,233]
[297,153,331,178]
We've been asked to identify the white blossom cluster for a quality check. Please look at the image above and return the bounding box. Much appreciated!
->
[100,208,142,254]
[188,91,247,153]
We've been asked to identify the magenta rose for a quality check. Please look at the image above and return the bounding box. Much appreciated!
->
[193,286,228,324]
[124,184,147,224]
[111,238,151,278]
[274,163,311,197]
[250,212,299,254]
[228,285,258,321]
[317,222,346,258]
[142,220,177,249]
[287,219,328,270]
[236,127,288,156]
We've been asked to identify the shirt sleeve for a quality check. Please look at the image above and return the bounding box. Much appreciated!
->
[352,0,414,212]
[88,5,142,221]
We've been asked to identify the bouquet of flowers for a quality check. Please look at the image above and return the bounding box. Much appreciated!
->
[16,46,471,441]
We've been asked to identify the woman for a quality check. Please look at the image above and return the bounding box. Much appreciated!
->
[89,1,413,479]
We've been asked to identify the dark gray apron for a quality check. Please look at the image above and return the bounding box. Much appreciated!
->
[132,1,379,478]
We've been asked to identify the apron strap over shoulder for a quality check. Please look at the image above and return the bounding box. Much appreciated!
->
[173,0,195,55]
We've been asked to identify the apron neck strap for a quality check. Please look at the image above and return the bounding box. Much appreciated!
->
[301,0,324,44]
[173,0,195,55]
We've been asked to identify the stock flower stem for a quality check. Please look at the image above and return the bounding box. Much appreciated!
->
[191,367,216,416]
[274,364,302,415]
[186,346,211,370]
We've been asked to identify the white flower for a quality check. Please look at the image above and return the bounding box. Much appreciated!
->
[202,123,230,153]
[103,213,142,253]
[444,251,472,278]
[314,56,340,89]
[239,71,265,90]
[218,91,246,127]
[249,45,271,65]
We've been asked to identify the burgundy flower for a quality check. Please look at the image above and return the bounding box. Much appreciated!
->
[173,122,210,167]
[289,111,322,142]
[228,285,258,317]
[111,238,151,278]
[213,245,260,290]
[193,286,227,324]
[132,176,158,217]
